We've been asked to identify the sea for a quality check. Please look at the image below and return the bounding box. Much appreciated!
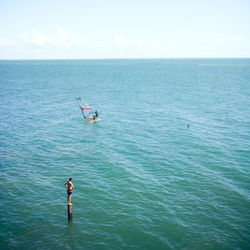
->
[0,59,249,249]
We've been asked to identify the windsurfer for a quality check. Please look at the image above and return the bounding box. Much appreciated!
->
[93,110,98,119]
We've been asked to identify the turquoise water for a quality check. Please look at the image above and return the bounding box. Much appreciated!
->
[0,59,249,249]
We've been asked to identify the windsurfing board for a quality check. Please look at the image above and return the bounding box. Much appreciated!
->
[89,118,101,123]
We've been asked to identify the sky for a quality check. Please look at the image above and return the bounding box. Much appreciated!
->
[0,0,249,59]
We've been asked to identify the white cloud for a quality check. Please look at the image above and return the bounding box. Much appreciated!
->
[21,33,28,39]
[0,37,16,46]
[0,38,6,45]
[32,29,45,45]
[27,27,87,50]
[1,26,248,59]
[57,26,69,42]
[113,35,130,45]
[71,36,87,46]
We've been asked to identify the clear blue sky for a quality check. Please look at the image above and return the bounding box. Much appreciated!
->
[0,0,249,59]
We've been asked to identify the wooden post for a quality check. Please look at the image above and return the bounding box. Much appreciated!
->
[68,204,72,221]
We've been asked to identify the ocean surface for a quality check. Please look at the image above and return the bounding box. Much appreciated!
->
[0,59,249,249]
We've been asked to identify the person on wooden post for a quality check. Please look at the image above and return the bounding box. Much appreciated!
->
[65,177,74,205]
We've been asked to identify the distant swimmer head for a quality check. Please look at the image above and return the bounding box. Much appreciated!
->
[187,124,190,128]
[69,177,72,181]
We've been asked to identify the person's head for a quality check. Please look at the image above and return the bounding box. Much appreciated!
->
[69,177,72,181]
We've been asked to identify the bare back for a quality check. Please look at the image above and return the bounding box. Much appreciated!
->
[65,181,74,191]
